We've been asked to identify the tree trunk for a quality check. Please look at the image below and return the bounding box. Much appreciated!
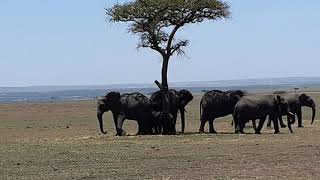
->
[161,56,170,113]
[161,55,174,134]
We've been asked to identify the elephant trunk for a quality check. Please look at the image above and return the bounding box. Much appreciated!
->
[180,108,185,133]
[311,107,316,124]
[97,113,107,134]
[287,112,294,133]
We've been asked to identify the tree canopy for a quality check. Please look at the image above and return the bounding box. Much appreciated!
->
[106,0,230,58]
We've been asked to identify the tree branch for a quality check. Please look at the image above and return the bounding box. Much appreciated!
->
[166,25,181,55]
[154,80,162,89]
[171,40,189,55]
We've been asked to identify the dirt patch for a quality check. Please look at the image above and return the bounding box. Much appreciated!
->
[1,93,320,179]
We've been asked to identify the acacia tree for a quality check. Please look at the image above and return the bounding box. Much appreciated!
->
[107,0,230,134]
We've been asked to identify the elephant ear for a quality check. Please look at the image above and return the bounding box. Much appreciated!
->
[106,92,121,102]
[300,93,307,97]
[241,90,248,96]
[179,90,193,101]
[97,96,106,104]
[275,95,282,111]
[228,92,241,104]
[299,93,307,101]
[234,90,247,97]
[275,95,282,104]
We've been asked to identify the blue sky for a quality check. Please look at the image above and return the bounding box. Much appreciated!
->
[0,0,319,87]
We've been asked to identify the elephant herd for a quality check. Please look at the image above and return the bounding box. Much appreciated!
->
[96,89,316,136]
[97,89,193,136]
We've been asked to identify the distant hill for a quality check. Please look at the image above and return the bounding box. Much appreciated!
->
[172,77,320,88]
[1,77,320,103]
[1,77,320,93]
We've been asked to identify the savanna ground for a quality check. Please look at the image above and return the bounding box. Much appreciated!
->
[0,92,320,180]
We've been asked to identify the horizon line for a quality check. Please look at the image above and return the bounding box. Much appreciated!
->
[1,76,320,88]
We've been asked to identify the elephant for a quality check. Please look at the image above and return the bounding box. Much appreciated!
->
[233,94,294,134]
[150,89,193,134]
[267,93,316,128]
[199,90,247,133]
[97,92,153,136]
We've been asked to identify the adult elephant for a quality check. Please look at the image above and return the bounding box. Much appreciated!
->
[199,90,247,133]
[267,93,316,128]
[234,94,294,134]
[150,89,193,134]
[97,92,153,136]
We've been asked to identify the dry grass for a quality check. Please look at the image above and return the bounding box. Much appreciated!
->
[0,92,320,179]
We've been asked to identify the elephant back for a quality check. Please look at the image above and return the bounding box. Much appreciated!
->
[201,90,229,105]
[200,90,246,118]
[150,90,179,112]
[120,92,151,109]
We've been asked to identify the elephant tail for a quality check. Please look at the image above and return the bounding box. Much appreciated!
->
[233,109,237,124]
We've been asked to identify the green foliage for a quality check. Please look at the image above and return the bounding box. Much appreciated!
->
[106,0,230,57]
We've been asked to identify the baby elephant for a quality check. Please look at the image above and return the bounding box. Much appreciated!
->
[150,89,193,134]
[234,94,294,134]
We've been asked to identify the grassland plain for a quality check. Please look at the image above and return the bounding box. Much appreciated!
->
[0,92,320,179]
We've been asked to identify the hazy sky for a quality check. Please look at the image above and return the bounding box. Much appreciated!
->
[1,0,319,87]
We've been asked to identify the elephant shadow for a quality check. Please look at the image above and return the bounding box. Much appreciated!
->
[114,131,267,137]
[176,132,256,135]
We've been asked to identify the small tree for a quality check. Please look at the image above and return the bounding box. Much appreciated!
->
[107,0,230,133]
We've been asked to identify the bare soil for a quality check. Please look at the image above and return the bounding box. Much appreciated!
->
[0,93,320,179]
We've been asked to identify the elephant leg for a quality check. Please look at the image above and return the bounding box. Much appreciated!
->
[155,113,162,134]
[172,114,178,134]
[154,127,159,135]
[231,114,235,126]
[158,122,163,134]
[297,109,303,127]
[138,120,150,135]
[267,118,272,127]
[252,120,257,131]
[141,121,152,135]
[239,119,245,134]
[271,115,280,134]
[145,114,154,135]
[151,112,160,134]
[137,120,143,135]
[112,114,118,132]
[155,120,161,134]
[209,119,217,134]
[180,109,185,133]
[279,115,286,128]
[116,115,126,136]
[199,119,207,133]
[233,115,241,133]
[161,112,175,135]
[255,117,266,134]
[161,113,169,135]
[291,115,296,125]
